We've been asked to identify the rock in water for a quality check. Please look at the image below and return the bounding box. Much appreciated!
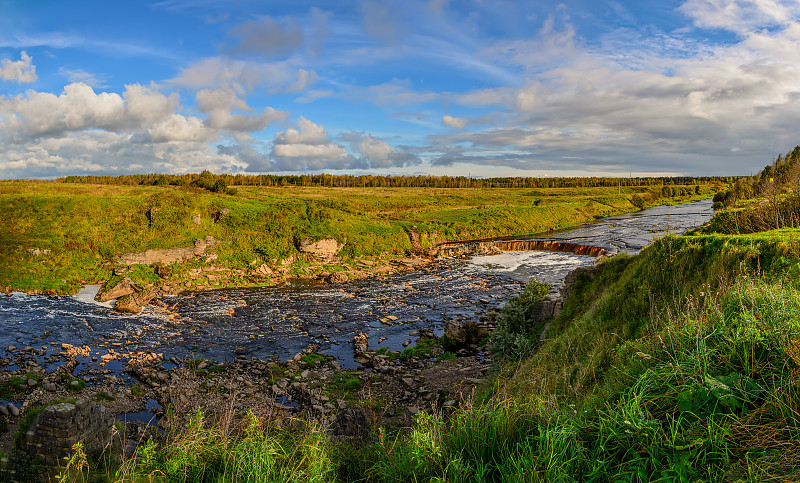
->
[353,332,368,354]
[115,294,142,314]
[95,277,141,302]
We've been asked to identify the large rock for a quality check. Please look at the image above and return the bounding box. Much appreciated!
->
[114,287,162,314]
[298,237,343,260]
[20,399,115,466]
[353,332,368,354]
[332,408,371,443]
[95,277,141,302]
[327,272,349,284]
[444,319,488,348]
[117,237,213,266]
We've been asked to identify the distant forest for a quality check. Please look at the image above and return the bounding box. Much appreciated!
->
[59,172,736,190]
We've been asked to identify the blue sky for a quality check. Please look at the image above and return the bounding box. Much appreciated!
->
[2,0,800,179]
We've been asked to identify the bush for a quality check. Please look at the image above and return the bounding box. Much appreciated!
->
[490,279,551,360]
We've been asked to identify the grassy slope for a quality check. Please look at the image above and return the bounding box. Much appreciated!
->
[76,230,800,482]
[0,181,716,293]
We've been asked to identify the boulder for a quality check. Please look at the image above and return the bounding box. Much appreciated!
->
[20,399,114,466]
[443,320,488,349]
[114,287,162,314]
[115,294,142,314]
[117,238,212,266]
[332,408,371,443]
[327,272,349,284]
[95,277,141,302]
[298,237,343,260]
[353,333,369,354]
[215,208,230,222]
[254,264,273,277]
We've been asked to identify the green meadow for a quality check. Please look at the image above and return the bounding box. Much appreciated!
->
[0,180,715,293]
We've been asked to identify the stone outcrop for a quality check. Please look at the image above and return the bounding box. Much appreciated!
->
[443,319,489,349]
[434,241,500,258]
[332,408,372,444]
[117,236,215,266]
[95,277,141,302]
[353,332,369,355]
[20,399,114,466]
[114,287,162,314]
[298,237,343,260]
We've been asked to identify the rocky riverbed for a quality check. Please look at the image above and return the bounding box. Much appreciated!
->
[0,199,715,463]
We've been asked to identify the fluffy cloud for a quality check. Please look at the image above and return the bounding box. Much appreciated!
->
[680,0,800,34]
[442,115,467,129]
[0,81,282,177]
[147,114,213,142]
[341,131,421,168]
[195,87,287,135]
[0,83,189,141]
[270,117,363,170]
[0,51,37,83]
[0,130,239,179]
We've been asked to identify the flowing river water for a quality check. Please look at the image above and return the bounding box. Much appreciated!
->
[0,199,714,380]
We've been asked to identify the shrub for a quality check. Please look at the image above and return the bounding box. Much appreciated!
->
[490,279,551,360]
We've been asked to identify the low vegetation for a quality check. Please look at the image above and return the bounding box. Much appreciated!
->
[0,179,717,293]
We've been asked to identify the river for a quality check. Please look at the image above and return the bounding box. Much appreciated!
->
[0,199,714,378]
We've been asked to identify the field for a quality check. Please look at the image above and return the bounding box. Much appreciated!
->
[0,181,716,293]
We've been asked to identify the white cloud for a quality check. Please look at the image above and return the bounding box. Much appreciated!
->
[680,0,800,34]
[442,115,467,129]
[195,86,288,134]
[170,56,317,95]
[0,51,37,83]
[270,117,363,170]
[147,114,214,142]
[274,116,328,145]
[341,131,421,168]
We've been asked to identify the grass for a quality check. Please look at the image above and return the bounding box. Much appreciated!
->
[0,181,717,293]
[46,235,800,481]
[330,373,362,393]
[399,338,441,361]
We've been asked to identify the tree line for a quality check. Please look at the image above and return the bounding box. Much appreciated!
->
[59,171,735,190]
[711,145,800,232]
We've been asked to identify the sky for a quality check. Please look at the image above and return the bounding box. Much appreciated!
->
[2,0,800,179]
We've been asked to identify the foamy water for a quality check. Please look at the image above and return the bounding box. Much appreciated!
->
[466,251,596,285]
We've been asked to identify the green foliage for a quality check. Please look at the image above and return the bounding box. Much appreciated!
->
[437,351,456,362]
[399,337,441,361]
[115,410,334,482]
[67,379,87,391]
[490,279,551,359]
[330,373,362,392]
[300,353,325,367]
